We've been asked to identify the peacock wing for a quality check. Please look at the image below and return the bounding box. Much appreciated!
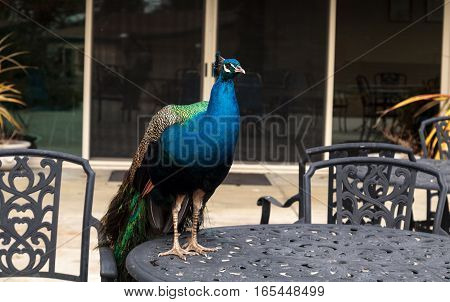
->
[124,101,209,188]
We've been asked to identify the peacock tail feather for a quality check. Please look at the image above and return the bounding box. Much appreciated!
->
[113,190,147,267]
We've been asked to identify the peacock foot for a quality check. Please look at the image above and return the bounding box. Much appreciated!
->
[183,239,218,256]
[158,245,195,261]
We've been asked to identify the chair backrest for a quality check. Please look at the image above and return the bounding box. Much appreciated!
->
[334,91,348,107]
[298,143,415,223]
[0,149,95,281]
[302,157,448,235]
[374,72,407,86]
[356,75,372,105]
[305,142,416,163]
[419,116,450,160]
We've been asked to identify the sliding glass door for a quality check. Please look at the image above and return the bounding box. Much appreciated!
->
[89,0,329,162]
[90,0,204,157]
[333,0,443,144]
[217,0,329,162]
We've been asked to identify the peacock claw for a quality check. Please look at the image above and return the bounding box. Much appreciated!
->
[158,246,195,260]
[183,240,218,256]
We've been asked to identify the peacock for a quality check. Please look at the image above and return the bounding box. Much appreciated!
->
[100,53,245,280]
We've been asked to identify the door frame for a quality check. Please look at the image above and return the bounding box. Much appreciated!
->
[82,0,93,159]
[324,0,337,151]
[441,1,450,95]
[201,0,218,101]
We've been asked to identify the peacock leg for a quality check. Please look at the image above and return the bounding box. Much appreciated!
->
[183,190,218,255]
[158,194,193,260]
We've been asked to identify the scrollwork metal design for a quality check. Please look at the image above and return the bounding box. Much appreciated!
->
[321,145,412,224]
[435,119,450,160]
[420,117,450,159]
[0,156,62,276]
[336,163,414,228]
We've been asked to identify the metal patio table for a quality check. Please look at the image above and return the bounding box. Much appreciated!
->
[126,224,450,282]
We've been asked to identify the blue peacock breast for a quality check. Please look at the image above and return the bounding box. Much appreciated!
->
[160,113,239,168]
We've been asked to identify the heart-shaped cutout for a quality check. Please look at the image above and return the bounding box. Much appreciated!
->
[14,222,29,237]
[11,251,31,271]
[12,176,32,192]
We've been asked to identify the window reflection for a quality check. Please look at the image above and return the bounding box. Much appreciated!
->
[333,0,443,143]
[91,0,204,157]
[218,0,328,162]
[0,1,85,154]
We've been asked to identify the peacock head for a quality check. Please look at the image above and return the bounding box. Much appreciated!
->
[214,53,245,80]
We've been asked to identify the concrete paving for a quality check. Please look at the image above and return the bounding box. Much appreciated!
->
[2,166,428,282]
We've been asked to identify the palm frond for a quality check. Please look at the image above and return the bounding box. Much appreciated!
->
[0,82,20,94]
[378,93,450,158]
[0,43,12,53]
[0,107,23,131]
[0,65,30,74]
[0,51,28,65]
[0,33,29,139]
[0,83,25,106]
[0,33,13,47]
[413,100,440,118]
[378,94,449,120]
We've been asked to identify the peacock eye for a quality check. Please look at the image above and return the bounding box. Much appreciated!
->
[225,63,231,68]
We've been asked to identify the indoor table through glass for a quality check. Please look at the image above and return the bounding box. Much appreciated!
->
[126,224,450,282]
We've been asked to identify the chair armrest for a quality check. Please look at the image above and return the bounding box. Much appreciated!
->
[257,194,302,224]
[98,246,118,282]
[91,217,118,282]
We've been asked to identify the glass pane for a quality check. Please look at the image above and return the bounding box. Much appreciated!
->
[91,0,204,157]
[333,0,443,144]
[218,0,328,163]
[0,1,85,155]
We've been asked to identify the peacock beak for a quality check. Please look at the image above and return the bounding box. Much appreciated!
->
[235,66,246,74]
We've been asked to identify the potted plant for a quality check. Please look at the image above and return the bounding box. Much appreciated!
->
[0,34,31,168]
[377,94,450,159]
[0,33,30,150]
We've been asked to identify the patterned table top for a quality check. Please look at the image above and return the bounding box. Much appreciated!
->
[126,224,450,282]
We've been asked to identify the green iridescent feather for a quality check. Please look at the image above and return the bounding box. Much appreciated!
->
[113,190,147,267]
[170,101,208,123]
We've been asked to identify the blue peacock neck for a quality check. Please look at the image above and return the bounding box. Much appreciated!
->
[203,74,240,164]
[206,76,239,117]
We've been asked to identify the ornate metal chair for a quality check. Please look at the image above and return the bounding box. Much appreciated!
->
[0,149,117,281]
[419,116,450,160]
[257,143,415,224]
[373,72,407,110]
[374,72,407,86]
[302,157,448,235]
[418,116,450,232]
[356,75,378,141]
